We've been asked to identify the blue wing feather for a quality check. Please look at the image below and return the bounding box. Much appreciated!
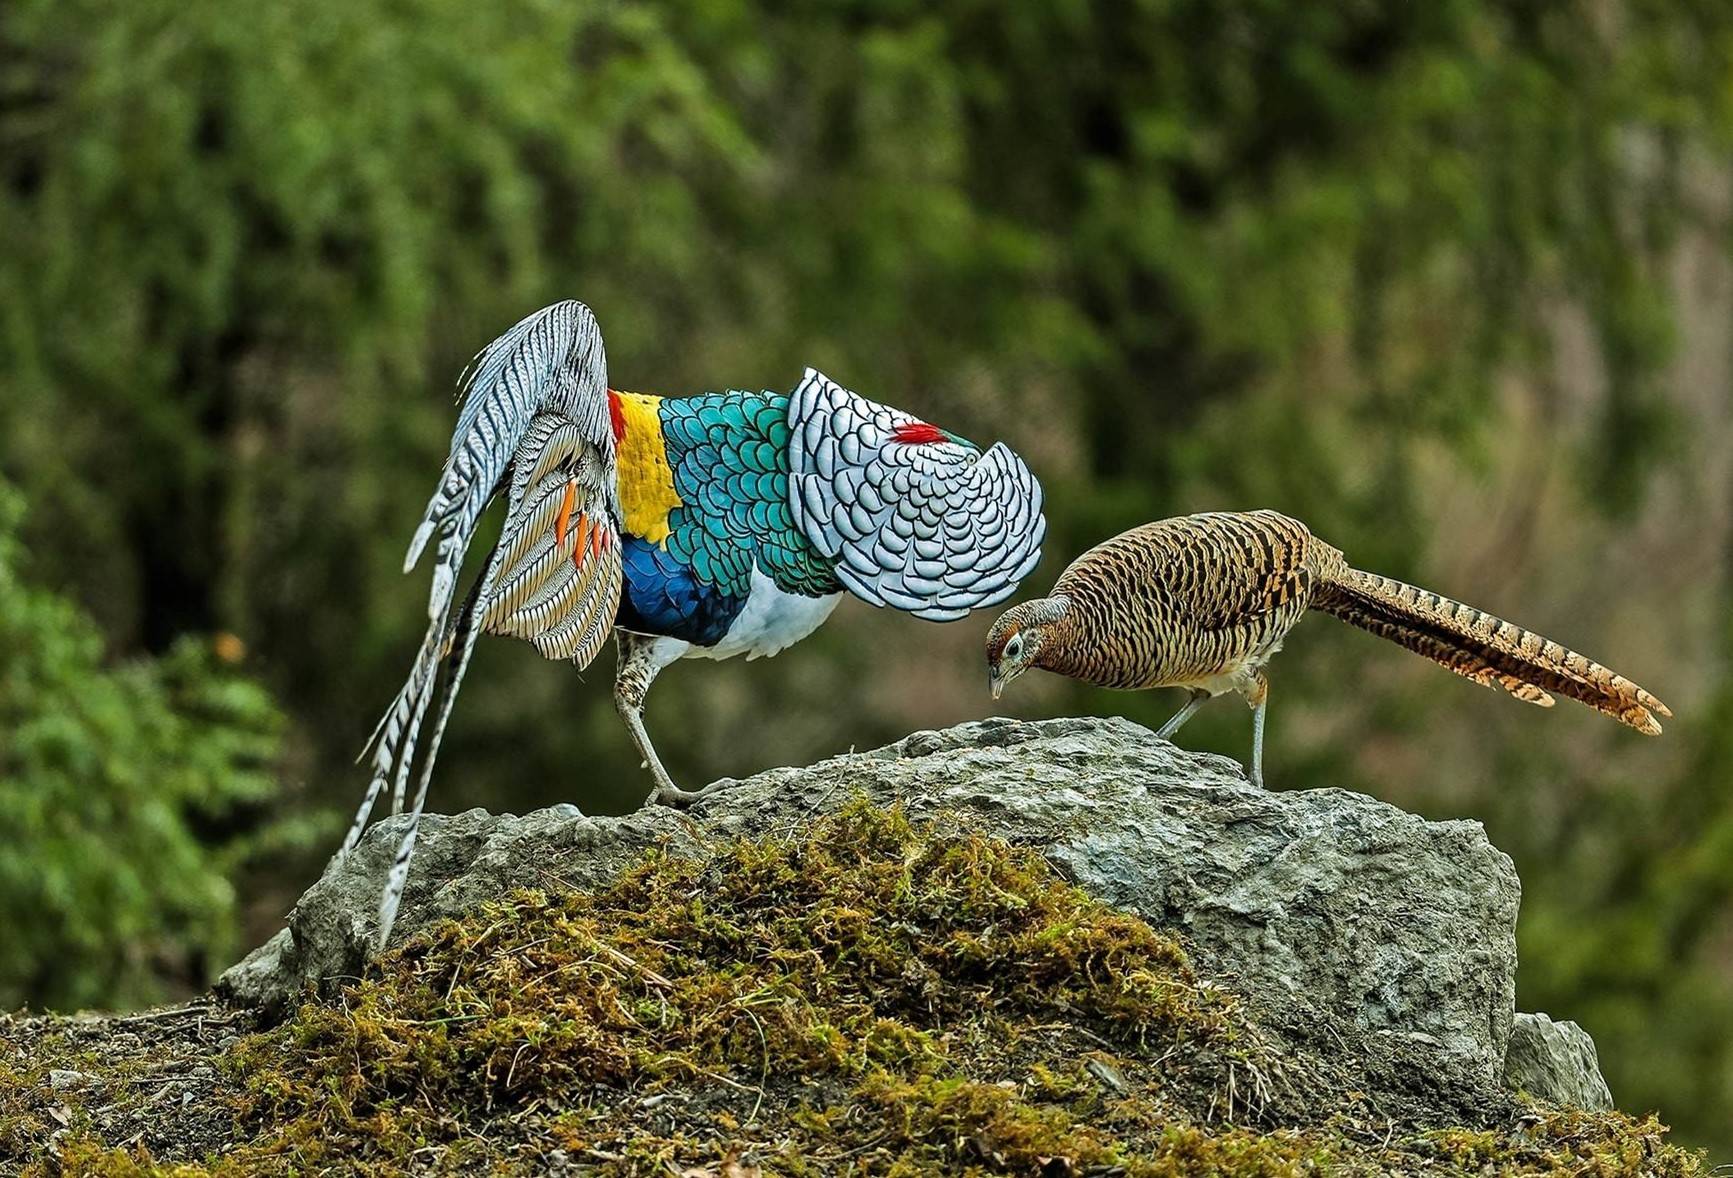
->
[617,537,743,645]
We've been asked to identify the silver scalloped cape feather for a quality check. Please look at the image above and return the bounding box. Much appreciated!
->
[787,368,1045,621]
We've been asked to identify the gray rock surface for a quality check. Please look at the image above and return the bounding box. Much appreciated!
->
[223,715,1549,1093]
[1504,1011,1615,1110]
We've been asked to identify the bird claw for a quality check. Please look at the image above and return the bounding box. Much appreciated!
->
[648,778,729,809]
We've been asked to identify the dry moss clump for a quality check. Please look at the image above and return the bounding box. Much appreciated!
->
[220,802,1264,1173]
[4,803,1709,1176]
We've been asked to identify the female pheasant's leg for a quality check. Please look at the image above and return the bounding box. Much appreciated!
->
[1246,670,1270,789]
[1156,689,1208,740]
[1249,701,1267,788]
[613,631,715,808]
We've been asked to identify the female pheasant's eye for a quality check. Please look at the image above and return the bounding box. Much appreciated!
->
[1005,635,1023,660]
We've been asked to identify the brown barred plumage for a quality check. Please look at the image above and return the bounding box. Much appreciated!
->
[1312,566,1668,733]
[985,510,1670,785]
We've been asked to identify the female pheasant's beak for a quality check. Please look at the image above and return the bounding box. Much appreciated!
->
[986,628,1031,700]
[987,597,1067,701]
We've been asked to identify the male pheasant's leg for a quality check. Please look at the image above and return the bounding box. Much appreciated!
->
[613,632,714,808]
[1156,690,1208,741]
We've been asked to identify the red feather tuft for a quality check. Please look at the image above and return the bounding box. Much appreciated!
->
[607,390,627,444]
[893,421,946,445]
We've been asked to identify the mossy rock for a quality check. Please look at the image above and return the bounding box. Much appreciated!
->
[0,804,1701,1175]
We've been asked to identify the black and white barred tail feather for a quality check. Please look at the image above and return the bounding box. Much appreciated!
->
[350,300,613,840]
[376,545,497,944]
[337,300,624,949]
[403,300,617,624]
[334,569,484,869]
[369,422,622,945]
[330,612,446,869]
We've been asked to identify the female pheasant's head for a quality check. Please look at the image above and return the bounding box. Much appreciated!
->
[985,596,1072,700]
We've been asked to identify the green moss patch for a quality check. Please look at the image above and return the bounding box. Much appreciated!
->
[2,804,1706,1175]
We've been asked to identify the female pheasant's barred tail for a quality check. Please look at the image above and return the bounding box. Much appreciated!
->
[1313,567,1672,734]
[336,300,622,948]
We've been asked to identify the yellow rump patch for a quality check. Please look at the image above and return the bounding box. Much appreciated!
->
[611,391,681,544]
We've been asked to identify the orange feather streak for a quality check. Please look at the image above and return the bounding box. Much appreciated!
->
[554,480,578,549]
[572,512,595,569]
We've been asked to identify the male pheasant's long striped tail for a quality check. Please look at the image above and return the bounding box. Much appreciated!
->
[1311,567,1671,734]
[341,417,624,948]
[331,572,483,946]
[330,300,621,950]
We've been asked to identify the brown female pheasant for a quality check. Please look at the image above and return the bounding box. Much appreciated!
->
[984,510,1670,786]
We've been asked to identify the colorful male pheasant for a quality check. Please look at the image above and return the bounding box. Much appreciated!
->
[343,300,1046,941]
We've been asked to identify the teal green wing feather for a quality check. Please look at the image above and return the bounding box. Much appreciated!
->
[661,392,841,598]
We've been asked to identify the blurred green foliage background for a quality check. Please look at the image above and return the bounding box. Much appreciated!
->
[2,0,1731,1153]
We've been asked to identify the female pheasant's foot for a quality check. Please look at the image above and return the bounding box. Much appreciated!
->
[646,777,724,808]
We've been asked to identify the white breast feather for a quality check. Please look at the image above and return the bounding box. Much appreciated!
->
[684,564,843,662]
